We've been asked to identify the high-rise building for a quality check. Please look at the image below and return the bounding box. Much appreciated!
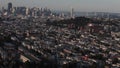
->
[26,8,29,15]
[8,2,12,13]
[70,7,74,18]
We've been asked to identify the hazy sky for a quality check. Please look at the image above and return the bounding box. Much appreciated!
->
[0,0,120,13]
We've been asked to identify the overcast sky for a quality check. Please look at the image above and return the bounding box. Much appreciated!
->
[0,0,120,13]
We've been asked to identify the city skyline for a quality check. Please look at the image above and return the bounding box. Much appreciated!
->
[0,0,120,13]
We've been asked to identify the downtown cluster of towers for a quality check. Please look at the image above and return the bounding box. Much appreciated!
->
[0,2,75,18]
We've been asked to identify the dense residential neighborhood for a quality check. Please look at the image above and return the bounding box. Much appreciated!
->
[0,2,120,68]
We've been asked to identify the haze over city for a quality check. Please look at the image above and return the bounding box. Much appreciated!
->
[0,0,120,68]
[0,0,120,13]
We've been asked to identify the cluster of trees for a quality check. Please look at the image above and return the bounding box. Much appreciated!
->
[47,17,89,26]
[46,17,96,29]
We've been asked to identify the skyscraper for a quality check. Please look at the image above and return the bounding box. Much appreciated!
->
[8,2,12,13]
[70,7,74,18]
[26,8,29,15]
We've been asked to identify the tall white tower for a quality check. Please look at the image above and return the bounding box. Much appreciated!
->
[70,7,74,18]
[26,8,29,15]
